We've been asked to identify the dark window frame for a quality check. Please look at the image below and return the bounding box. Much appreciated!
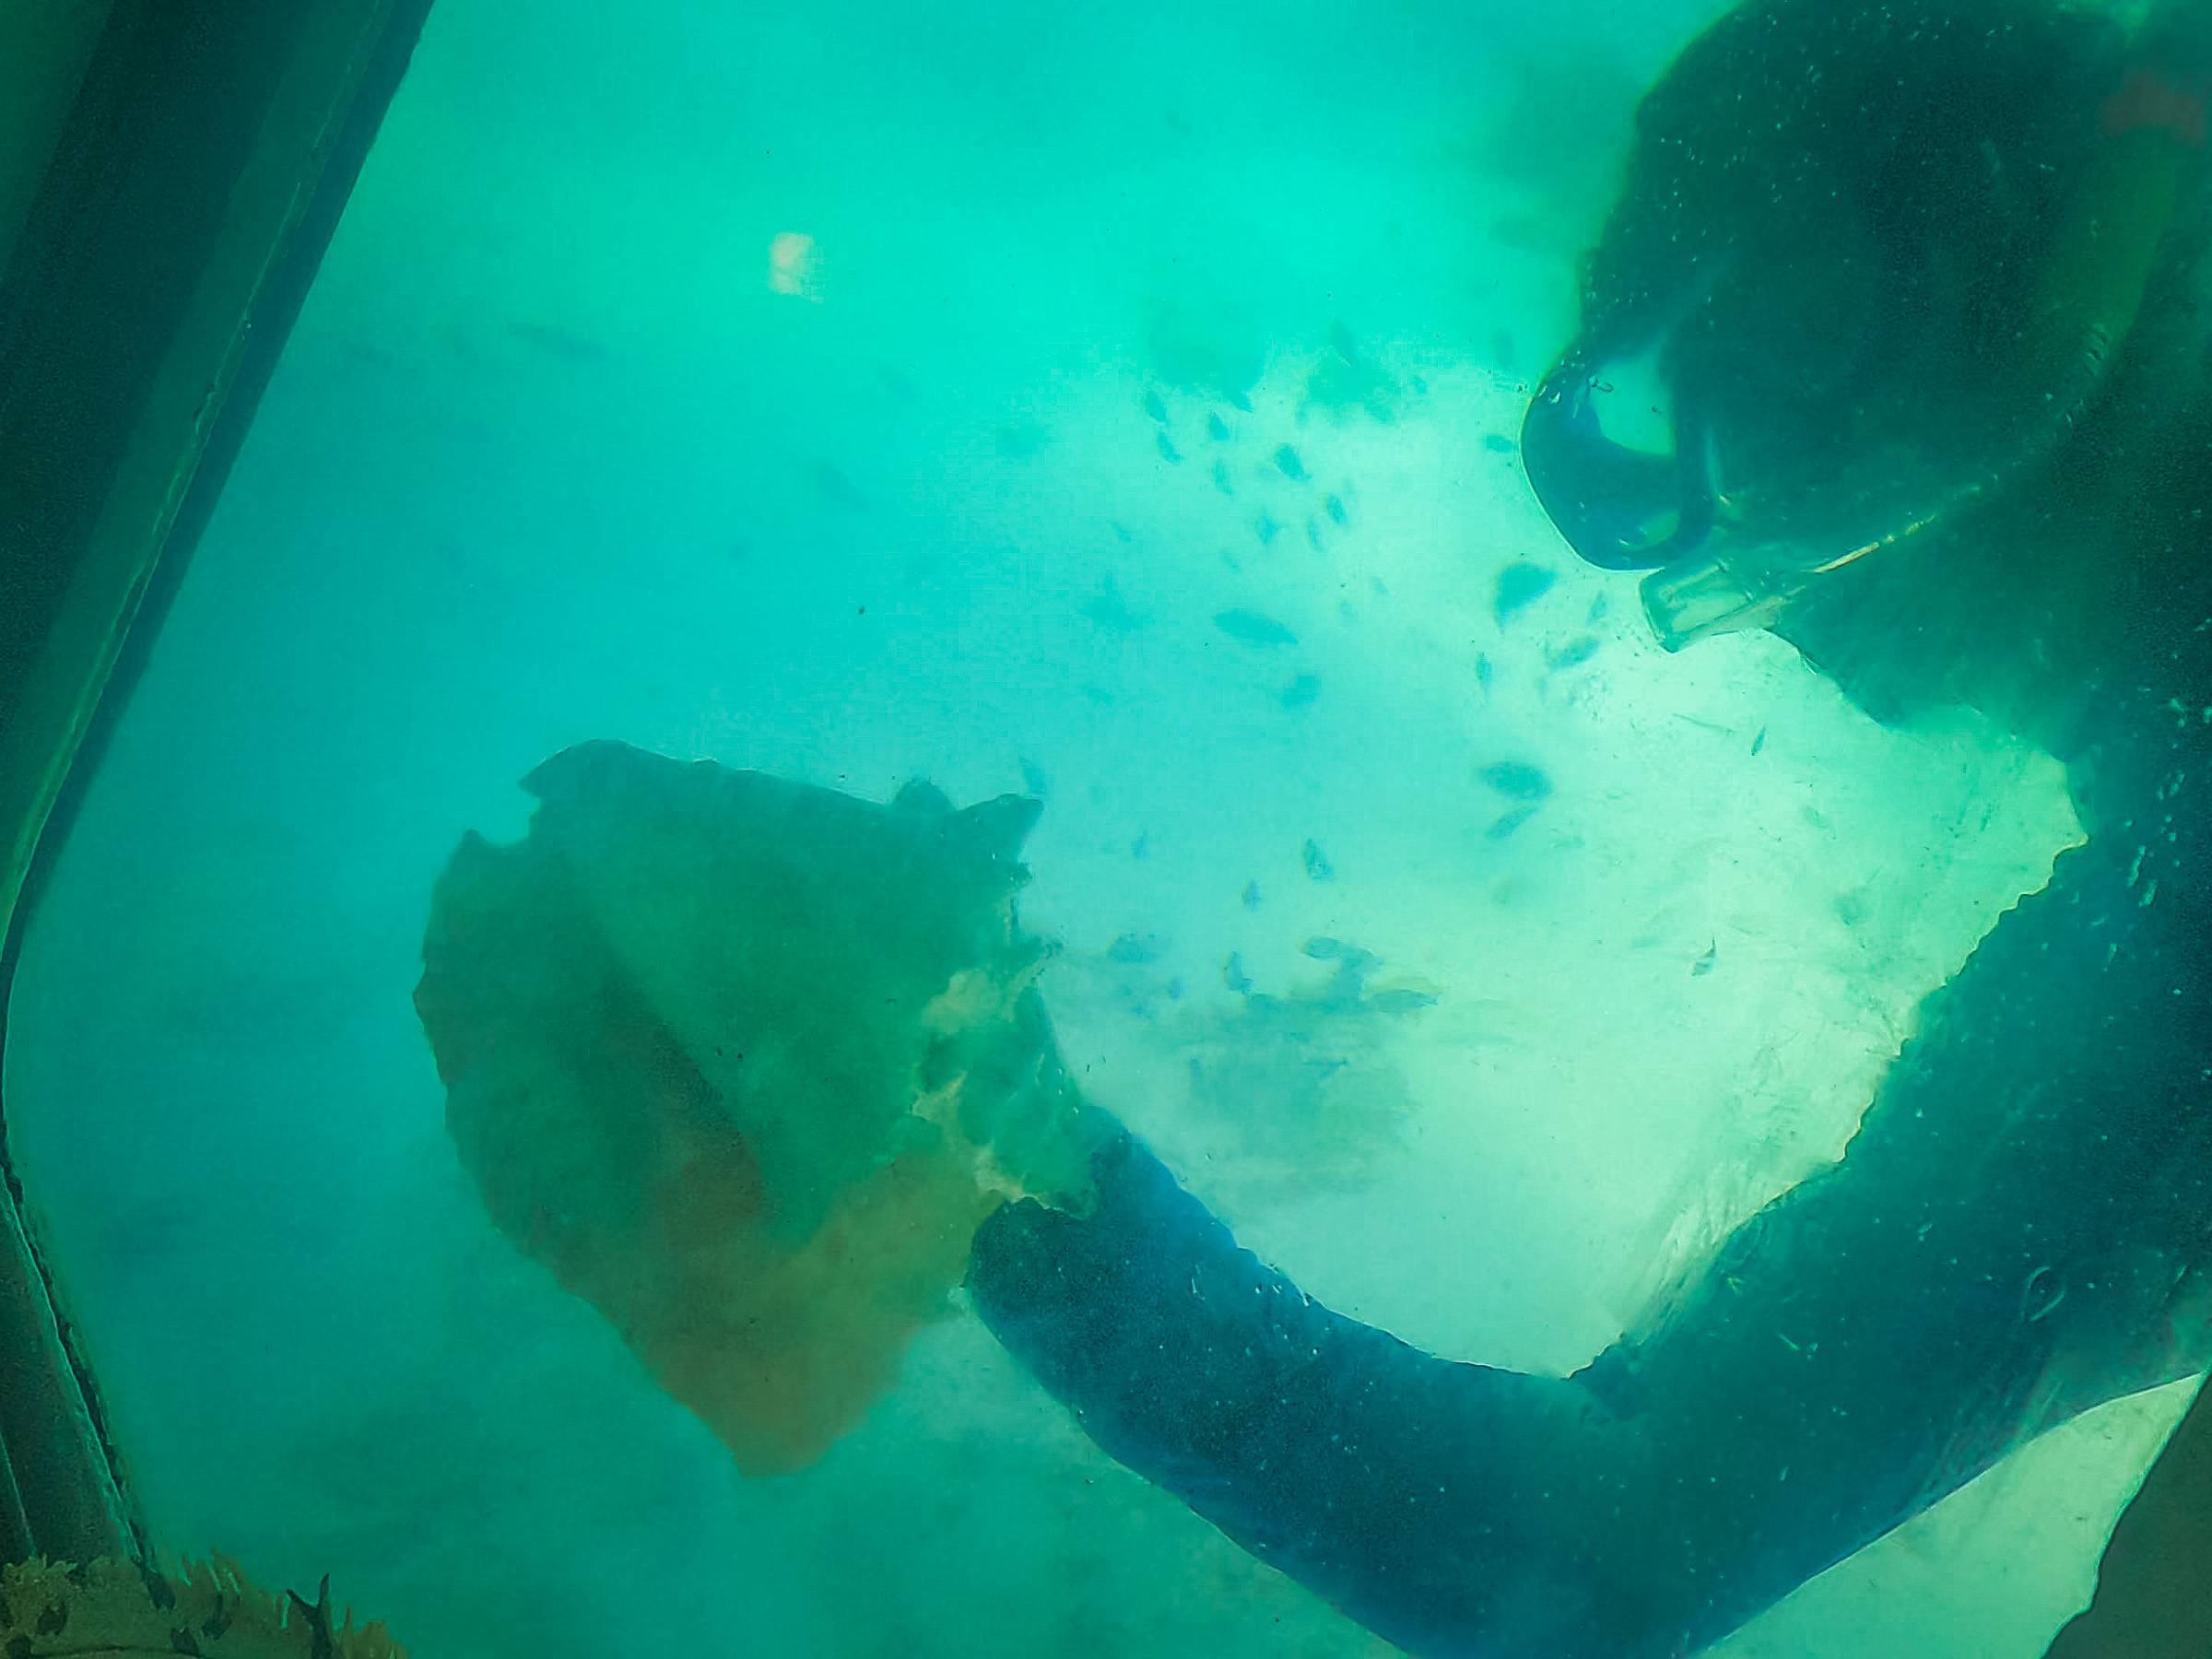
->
[0,0,433,1570]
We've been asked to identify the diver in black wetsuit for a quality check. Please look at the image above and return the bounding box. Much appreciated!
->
[960,2,2212,1654]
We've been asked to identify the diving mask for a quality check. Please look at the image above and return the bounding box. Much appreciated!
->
[1524,325,2077,654]
[1522,337,1817,653]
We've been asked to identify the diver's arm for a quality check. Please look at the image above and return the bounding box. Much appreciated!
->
[1584,823,2212,1649]
[969,820,2212,1657]
[968,1127,1641,1656]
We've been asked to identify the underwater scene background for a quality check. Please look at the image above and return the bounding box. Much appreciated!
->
[1,0,2192,1652]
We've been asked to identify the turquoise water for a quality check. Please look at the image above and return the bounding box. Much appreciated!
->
[1,0,2193,1653]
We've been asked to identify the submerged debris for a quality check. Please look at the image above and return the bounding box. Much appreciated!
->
[1176,936,1441,1191]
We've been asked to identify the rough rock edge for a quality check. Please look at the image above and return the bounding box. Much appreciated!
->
[0,1553,406,1657]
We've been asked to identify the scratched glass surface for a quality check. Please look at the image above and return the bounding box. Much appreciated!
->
[6,1,2194,1654]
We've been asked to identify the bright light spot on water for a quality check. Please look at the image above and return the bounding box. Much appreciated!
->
[768,230,821,300]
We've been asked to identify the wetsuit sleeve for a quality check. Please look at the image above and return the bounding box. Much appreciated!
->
[968,829,2212,1659]
[966,1128,1637,1655]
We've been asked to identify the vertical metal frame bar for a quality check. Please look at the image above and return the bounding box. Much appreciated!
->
[0,0,434,1567]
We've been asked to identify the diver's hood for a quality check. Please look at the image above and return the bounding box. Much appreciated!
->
[1512,0,2211,653]
[1524,13,2194,655]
